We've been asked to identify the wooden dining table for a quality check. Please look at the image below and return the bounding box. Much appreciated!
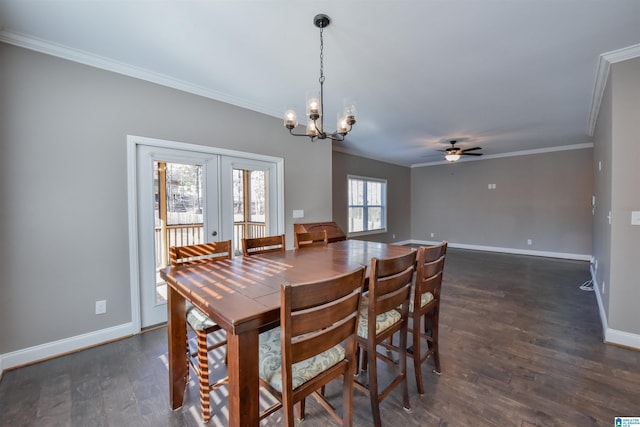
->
[160,239,415,426]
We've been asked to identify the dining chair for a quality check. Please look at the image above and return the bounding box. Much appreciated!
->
[354,250,417,427]
[294,230,328,249]
[241,234,286,256]
[257,266,366,426]
[407,242,448,394]
[169,240,232,423]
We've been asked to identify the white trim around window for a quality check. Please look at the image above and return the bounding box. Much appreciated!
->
[347,174,387,237]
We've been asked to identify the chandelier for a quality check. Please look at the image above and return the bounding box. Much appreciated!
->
[283,14,357,142]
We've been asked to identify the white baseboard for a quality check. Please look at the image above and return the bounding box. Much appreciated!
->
[393,239,413,246]
[1,322,135,375]
[606,328,640,349]
[408,239,592,261]
[590,268,640,350]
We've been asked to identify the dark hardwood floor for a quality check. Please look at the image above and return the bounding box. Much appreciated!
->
[1,248,639,426]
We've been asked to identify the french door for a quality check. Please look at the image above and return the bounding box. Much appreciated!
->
[128,136,284,330]
[136,145,220,327]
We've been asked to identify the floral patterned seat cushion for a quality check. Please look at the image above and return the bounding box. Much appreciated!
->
[357,295,402,339]
[186,302,217,331]
[409,290,434,313]
[258,327,345,393]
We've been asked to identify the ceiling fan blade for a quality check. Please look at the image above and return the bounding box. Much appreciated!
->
[461,152,483,156]
[461,147,482,152]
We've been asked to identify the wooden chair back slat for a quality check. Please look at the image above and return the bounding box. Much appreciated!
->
[242,235,286,256]
[294,230,328,249]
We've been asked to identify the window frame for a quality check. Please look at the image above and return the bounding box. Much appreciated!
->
[347,174,387,237]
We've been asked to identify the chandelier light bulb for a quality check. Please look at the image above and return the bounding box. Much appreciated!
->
[337,113,349,134]
[284,109,298,129]
[306,92,321,120]
[307,121,318,137]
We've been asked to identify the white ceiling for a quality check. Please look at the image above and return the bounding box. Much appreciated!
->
[1,1,639,166]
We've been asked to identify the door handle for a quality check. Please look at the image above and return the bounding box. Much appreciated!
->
[211,231,218,237]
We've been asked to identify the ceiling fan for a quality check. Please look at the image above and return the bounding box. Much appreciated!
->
[441,140,483,162]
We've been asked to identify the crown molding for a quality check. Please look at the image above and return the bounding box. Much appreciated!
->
[587,43,640,136]
[0,29,280,118]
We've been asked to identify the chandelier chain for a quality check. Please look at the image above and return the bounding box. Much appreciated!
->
[319,25,325,84]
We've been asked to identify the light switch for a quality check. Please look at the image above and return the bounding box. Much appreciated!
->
[631,211,640,225]
[293,210,304,219]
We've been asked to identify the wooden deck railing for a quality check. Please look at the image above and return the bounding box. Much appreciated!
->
[155,222,266,265]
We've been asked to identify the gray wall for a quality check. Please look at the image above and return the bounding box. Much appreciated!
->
[332,151,411,243]
[0,43,332,355]
[410,149,593,256]
[593,57,640,337]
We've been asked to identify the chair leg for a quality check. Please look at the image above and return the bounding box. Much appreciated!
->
[361,349,369,372]
[341,373,354,426]
[398,325,411,412]
[195,329,211,422]
[283,393,296,427]
[431,308,441,374]
[296,399,306,420]
[412,316,425,395]
[366,346,382,427]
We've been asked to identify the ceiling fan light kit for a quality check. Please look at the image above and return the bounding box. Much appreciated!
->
[443,140,483,162]
[445,152,461,162]
[283,14,357,142]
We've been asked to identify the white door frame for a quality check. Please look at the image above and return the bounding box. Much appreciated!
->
[126,135,285,333]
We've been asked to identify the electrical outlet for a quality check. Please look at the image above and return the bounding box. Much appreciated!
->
[527,239,532,245]
[430,232,434,238]
[392,233,396,239]
[95,300,107,315]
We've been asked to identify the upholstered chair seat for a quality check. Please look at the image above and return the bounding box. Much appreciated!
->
[357,296,402,339]
[409,290,435,312]
[258,327,346,392]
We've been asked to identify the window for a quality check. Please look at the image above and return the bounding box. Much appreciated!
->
[348,175,387,235]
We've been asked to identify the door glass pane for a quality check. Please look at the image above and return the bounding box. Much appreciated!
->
[233,169,244,223]
[165,163,204,226]
[233,168,267,254]
[154,161,205,304]
[249,171,265,223]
